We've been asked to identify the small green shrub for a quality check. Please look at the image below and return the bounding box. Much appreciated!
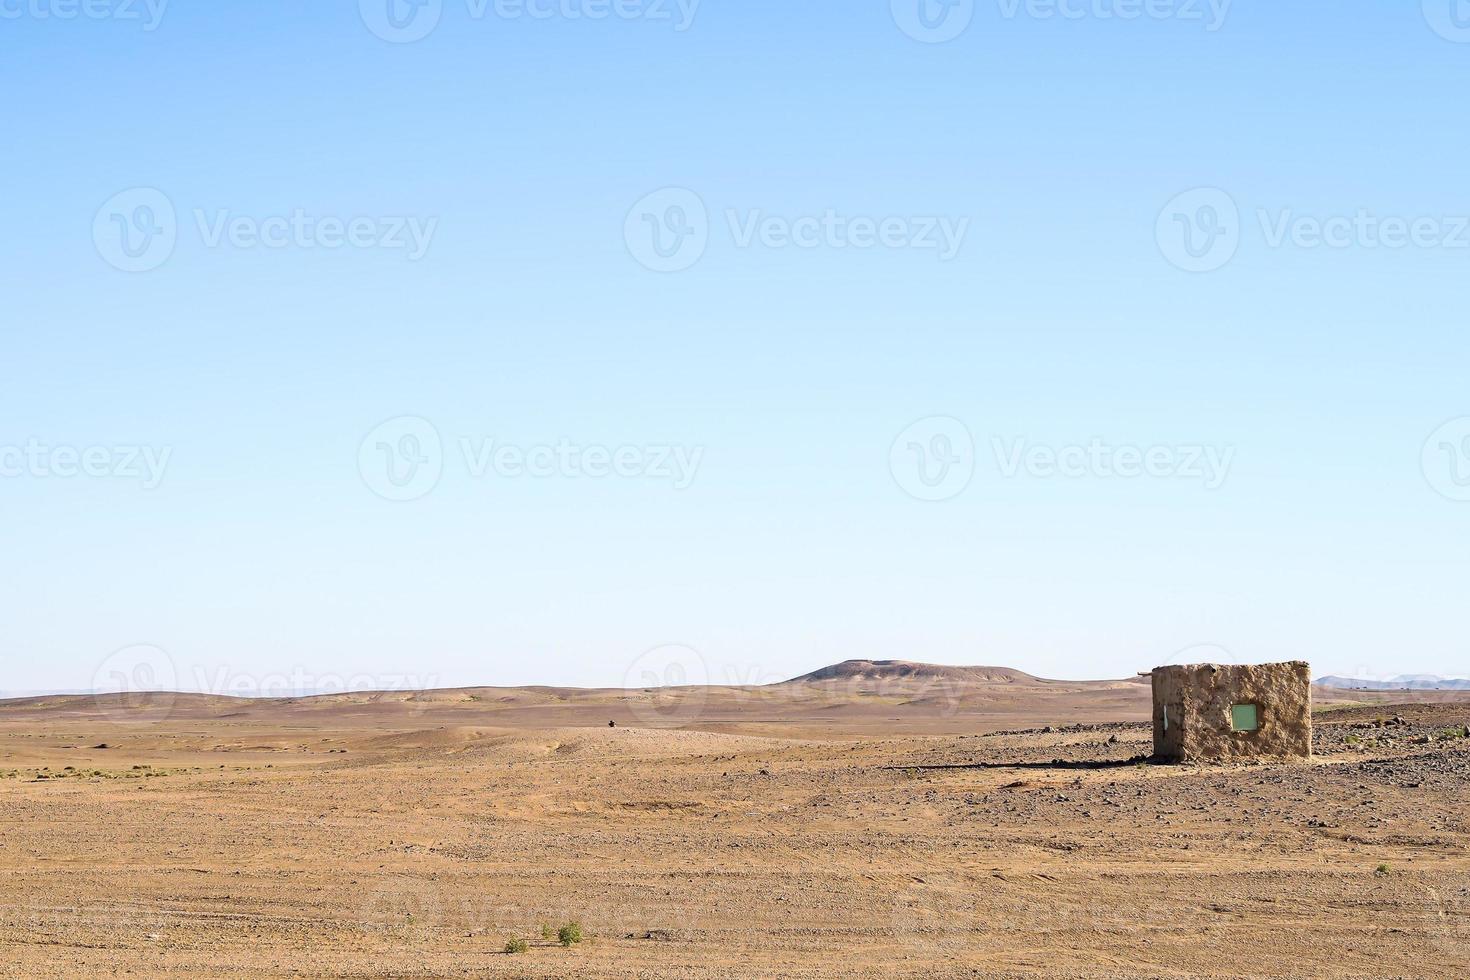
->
[1375,863,1390,876]
[541,922,555,940]
[504,937,528,954]
[558,922,584,947]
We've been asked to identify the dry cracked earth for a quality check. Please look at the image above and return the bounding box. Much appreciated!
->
[0,679,1467,978]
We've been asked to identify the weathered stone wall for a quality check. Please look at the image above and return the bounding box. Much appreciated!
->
[1151,662,1312,763]
[1151,669,1187,760]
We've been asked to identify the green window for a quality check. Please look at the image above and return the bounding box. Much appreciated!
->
[1230,703,1259,732]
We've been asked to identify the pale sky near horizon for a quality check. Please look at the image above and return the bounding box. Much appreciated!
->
[4,2,1470,696]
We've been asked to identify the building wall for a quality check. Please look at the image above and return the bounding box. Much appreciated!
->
[1151,670,1186,760]
[1151,662,1312,762]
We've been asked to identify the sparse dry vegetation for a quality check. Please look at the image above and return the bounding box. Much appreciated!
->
[0,685,1467,976]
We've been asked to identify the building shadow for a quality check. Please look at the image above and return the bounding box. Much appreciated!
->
[885,756,1156,772]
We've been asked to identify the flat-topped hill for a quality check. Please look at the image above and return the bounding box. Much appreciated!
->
[783,660,1040,685]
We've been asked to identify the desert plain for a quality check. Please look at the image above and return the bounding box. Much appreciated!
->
[1,661,1468,979]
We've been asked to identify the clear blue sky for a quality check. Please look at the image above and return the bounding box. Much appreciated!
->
[4,2,1469,695]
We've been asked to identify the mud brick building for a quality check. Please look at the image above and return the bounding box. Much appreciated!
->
[1151,662,1312,762]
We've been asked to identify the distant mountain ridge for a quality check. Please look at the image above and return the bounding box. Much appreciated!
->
[1316,675,1470,691]
[783,660,1040,685]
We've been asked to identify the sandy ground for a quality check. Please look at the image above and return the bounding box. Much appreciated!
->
[1,673,1467,978]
